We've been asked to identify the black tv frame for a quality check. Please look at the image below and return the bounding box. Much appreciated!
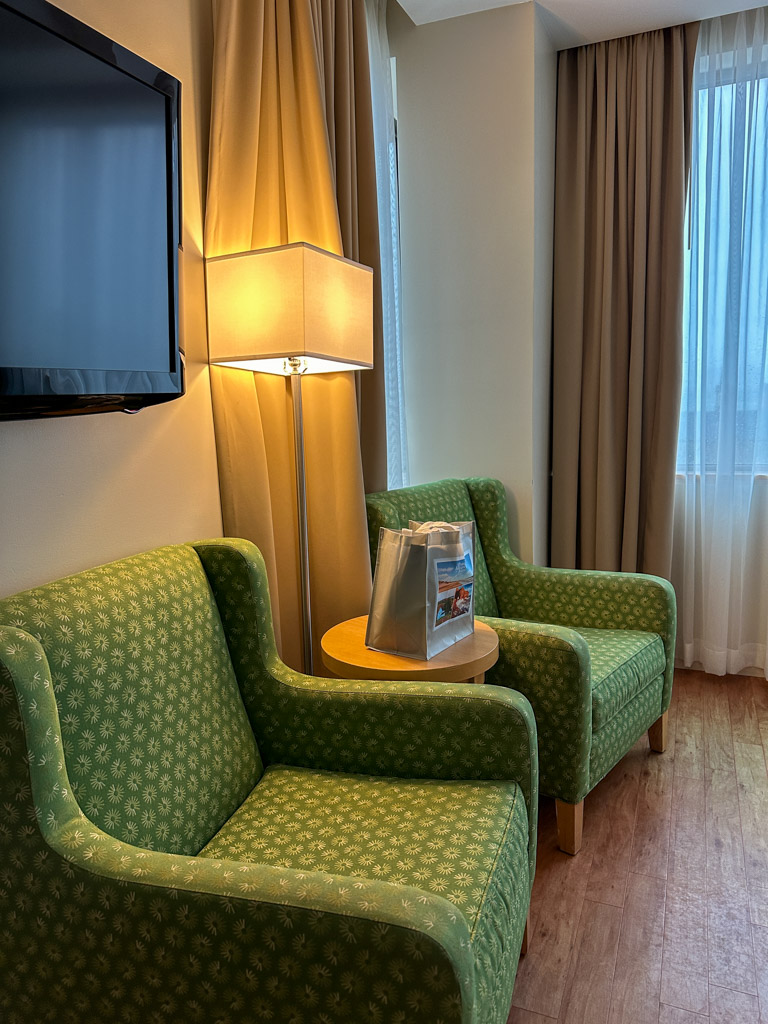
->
[0,0,183,420]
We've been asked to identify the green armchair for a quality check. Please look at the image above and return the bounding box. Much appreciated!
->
[366,478,676,855]
[0,537,537,1024]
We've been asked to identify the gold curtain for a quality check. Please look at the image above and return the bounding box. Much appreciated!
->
[550,23,699,578]
[205,0,381,669]
[312,0,388,493]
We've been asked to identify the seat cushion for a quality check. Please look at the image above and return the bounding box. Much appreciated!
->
[199,765,530,1020]
[576,627,666,731]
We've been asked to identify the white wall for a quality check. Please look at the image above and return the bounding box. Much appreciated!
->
[388,0,556,563]
[0,0,223,597]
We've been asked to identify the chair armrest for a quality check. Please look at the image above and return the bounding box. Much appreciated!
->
[0,624,475,1022]
[193,539,538,887]
[478,615,592,805]
[467,477,677,710]
[194,539,536,775]
[509,566,676,711]
[263,674,539,890]
[52,821,474,1018]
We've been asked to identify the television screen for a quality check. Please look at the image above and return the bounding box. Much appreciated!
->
[0,0,182,418]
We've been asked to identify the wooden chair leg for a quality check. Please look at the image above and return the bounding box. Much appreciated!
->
[648,711,668,753]
[520,912,531,955]
[555,798,584,855]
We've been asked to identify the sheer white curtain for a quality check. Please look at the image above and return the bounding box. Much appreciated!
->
[672,7,768,677]
[364,0,409,489]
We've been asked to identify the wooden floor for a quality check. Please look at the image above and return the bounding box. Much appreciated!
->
[507,669,768,1024]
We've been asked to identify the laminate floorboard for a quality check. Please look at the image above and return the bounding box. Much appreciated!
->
[508,669,768,1024]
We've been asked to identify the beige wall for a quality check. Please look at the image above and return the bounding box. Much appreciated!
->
[388,0,556,563]
[0,0,223,597]
[532,7,556,564]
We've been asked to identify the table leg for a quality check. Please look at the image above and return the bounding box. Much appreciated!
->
[470,673,484,684]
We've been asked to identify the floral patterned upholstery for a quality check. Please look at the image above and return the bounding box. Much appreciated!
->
[365,476,499,616]
[366,478,676,806]
[582,627,666,730]
[0,545,260,855]
[0,538,537,1024]
[200,765,531,1021]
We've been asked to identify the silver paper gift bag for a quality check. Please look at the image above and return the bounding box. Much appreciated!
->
[366,521,475,659]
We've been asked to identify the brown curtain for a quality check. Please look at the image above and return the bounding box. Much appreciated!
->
[310,0,388,492]
[550,22,699,578]
[205,0,384,670]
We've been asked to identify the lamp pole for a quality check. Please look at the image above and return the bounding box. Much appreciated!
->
[205,243,374,679]
[288,357,313,674]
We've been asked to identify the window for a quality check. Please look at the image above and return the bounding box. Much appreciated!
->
[672,8,768,678]
[677,10,768,476]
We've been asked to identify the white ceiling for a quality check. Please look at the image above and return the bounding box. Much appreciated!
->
[396,0,768,48]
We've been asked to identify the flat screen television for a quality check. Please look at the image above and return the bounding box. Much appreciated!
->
[0,0,183,419]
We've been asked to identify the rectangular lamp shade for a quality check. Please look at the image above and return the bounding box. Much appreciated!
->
[205,242,374,374]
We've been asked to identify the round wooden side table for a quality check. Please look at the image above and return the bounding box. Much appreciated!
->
[321,616,499,684]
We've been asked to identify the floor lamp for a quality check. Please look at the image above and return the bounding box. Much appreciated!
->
[205,242,374,674]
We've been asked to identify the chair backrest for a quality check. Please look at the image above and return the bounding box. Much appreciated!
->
[366,478,499,617]
[0,544,262,855]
